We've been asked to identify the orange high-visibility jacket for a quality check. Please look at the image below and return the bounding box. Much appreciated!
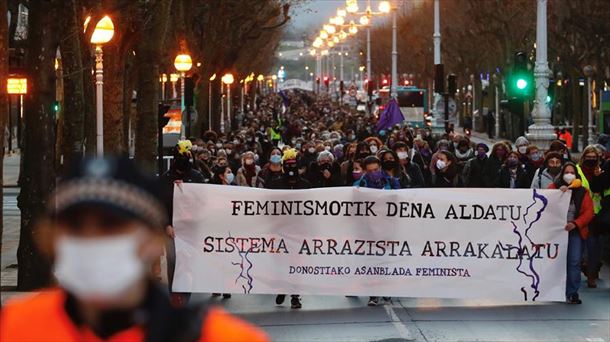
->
[1,289,269,342]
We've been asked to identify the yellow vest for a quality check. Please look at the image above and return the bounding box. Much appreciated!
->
[576,164,610,214]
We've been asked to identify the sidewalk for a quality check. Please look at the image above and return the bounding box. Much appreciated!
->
[2,153,20,302]
[3,152,19,186]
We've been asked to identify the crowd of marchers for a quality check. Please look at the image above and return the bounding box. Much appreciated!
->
[162,90,610,308]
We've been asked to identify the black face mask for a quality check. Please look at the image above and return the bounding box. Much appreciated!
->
[582,159,598,168]
[382,160,398,171]
[547,166,561,176]
[284,165,299,177]
[319,163,331,171]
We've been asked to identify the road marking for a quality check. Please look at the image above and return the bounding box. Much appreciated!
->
[384,304,415,341]
[585,338,605,342]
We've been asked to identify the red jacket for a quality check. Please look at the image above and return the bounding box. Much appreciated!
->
[548,183,594,239]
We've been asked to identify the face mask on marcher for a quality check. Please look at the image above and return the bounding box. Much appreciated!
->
[518,146,528,154]
[436,159,447,170]
[563,173,576,185]
[397,151,409,160]
[270,155,282,164]
[54,232,145,301]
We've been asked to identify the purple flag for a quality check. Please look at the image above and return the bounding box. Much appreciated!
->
[375,98,404,132]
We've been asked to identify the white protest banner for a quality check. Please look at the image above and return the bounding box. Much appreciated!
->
[173,184,570,302]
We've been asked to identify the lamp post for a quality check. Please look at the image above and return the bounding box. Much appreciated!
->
[584,65,595,146]
[90,15,115,157]
[208,73,216,131]
[159,74,167,100]
[271,75,277,93]
[390,0,398,99]
[222,73,234,133]
[169,73,178,98]
[174,53,193,139]
[526,0,555,150]
[359,66,365,90]
[345,0,391,103]
[492,74,500,139]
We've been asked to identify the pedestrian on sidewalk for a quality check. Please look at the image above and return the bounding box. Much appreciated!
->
[486,110,496,139]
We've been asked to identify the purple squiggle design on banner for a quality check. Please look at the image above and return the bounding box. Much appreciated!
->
[227,232,254,294]
[499,189,548,301]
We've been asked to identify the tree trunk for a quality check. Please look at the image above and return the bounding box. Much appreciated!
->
[58,0,86,171]
[134,0,173,173]
[0,0,8,251]
[103,43,125,155]
[17,0,58,291]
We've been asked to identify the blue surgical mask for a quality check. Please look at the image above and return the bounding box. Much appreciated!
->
[225,173,235,184]
[270,155,282,164]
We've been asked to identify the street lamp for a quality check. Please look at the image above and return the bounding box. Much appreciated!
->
[324,24,336,35]
[90,15,115,157]
[159,73,167,100]
[208,73,216,131]
[359,66,365,90]
[174,53,193,139]
[169,73,179,98]
[221,73,234,133]
[346,0,359,13]
[271,75,278,93]
[584,65,595,145]
[6,77,27,153]
[348,21,358,35]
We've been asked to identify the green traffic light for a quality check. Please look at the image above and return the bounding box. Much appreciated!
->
[516,79,527,90]
[546,95,551,103]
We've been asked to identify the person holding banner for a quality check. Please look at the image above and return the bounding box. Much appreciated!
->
[354,156,401,190]
[0,158,269,342]
[161,146,205,306]
[548,162,595,304]
[353,155,400,306]
[265,148,309,309]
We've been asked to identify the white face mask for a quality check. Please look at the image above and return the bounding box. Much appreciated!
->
[54,232,145,301]
[436,159,447,170]
[370,145,378,154]
[518,146,528,154]
[563,173,576,185]
[397,151,409,160]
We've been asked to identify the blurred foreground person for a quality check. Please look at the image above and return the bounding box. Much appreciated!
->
[0,158,268,342]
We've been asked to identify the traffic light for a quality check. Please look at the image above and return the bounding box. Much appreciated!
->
[367,80,374,98]
[546,79,555,105]
[508,52,533,99]
[323,76,330,88]
[434,64,445,93]
[184,77,195,107]
[447,74,457,96]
